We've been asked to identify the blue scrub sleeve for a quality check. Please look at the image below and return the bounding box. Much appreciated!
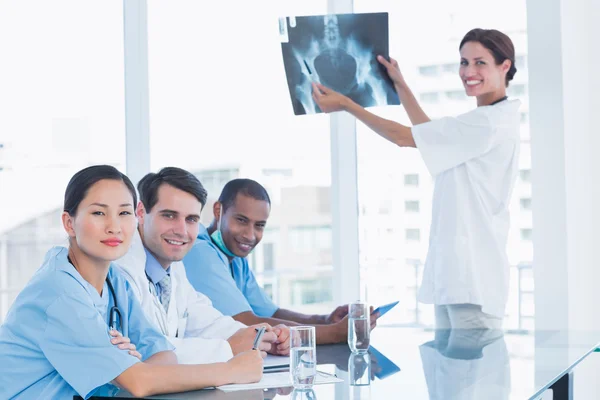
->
[40,294,139,399]
[239,260,279,317]
[412,112,496,176]
[125,281,175,360]
[184,243,253,317]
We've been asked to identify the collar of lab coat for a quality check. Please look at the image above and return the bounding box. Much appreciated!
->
[114,229,153,300]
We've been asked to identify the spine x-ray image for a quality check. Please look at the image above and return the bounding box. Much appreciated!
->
[280,12,400,116]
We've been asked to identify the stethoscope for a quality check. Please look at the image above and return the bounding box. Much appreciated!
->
[106,277,122,333]
[489,96,508,106]
[67,255,122,333]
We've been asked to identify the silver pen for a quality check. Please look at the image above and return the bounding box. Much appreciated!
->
[252,326,267,350]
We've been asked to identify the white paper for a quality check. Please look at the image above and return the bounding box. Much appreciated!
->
[217,371,343,392]
[263,354,290,369]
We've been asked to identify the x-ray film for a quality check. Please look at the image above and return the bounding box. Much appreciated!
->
[280,12,400,115]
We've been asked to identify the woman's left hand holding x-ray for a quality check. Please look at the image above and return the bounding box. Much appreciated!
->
[312,54,403,114]
[110,329,142,360]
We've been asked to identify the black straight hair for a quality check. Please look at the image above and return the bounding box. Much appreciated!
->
[63,165,137,216]
[138,167,208,212]
[218,179,271,212]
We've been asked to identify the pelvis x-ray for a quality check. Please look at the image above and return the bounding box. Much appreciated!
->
[280,12,400,116]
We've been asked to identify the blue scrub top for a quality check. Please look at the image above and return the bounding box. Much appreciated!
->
[183,225,279,318]
[0,247,174,400]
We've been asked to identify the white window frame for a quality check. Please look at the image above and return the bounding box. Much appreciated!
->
[123,0,150,187]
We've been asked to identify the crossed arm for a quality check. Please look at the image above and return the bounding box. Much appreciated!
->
[114,350,262,398]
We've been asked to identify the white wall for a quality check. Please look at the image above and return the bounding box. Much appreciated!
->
[527,0,600,395]
[527,0,600,332]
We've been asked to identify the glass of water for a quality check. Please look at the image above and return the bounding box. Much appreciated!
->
[349,352,371,400]
[291,388,317,400]
[349,352,371,386]
[290,326,317,390]
[348,301,370,353]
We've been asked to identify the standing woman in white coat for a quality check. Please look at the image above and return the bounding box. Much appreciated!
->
[313,28,521,329]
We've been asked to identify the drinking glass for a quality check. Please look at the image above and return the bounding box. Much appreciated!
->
[348,301,370,353]
[349,352,372,400]
[290,326,317,389]
[349,352,371,385]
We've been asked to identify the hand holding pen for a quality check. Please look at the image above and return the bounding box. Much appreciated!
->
[228,324,276,357]
[252,326,267,350]
[253,324,290,356]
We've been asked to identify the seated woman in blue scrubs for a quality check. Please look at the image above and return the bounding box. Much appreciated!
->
[0,165,262,400]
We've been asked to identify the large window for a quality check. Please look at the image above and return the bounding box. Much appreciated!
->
[0,1,126,321]
[147,0,333,314]
[0,0,535,333]
[355,0,532,329]
[289,226,332,253]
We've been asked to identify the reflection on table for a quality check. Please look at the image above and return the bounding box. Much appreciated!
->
[420,329,510,400]
[90,327,600,399]
[290,388,316,400]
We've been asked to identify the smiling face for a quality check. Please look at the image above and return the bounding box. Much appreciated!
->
[62,179,137,262]
[459,41,511,98]
[137,183,202,269]
[217,194,270,258]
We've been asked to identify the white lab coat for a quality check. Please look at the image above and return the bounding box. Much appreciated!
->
[412,100,521,318]
[115,231,246,364]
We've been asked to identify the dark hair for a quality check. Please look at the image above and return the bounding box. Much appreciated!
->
[64,165,137,216]
[218,179,271,212]
[138,167,207,212]
[459,28,517,87]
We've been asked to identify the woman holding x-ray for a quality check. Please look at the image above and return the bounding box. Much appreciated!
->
[0,165,262,399]
[313,28,520,329]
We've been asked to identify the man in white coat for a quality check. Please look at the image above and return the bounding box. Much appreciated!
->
[116,167,290,364]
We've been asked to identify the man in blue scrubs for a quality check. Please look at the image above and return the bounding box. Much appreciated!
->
[184,179,378,344]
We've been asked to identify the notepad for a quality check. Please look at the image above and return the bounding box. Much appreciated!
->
[217,371,342,392]
[263,354,290,372]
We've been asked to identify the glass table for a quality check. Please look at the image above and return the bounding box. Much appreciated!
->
[89,327,600,400]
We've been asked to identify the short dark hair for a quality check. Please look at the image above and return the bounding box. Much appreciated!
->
[218,179,271,212]
[138,167,208,212]
[64,165,137,216]
[459,28,517,87]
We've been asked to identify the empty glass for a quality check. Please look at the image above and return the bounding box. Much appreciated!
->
[290,326,317,389]
[348,301,370,353]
